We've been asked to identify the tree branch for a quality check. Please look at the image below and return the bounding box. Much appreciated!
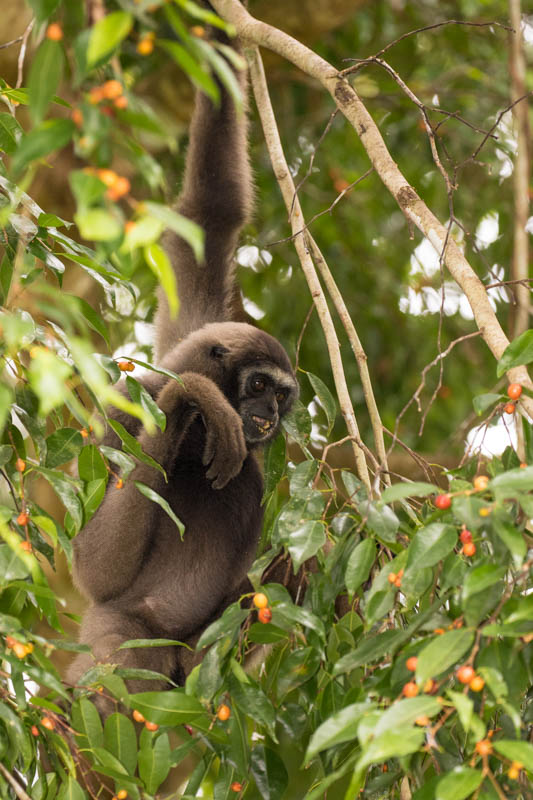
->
[210,0,533,419]
[247,45,372,493]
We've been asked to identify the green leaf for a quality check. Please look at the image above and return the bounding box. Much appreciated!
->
[130,690,203,726]
[134,482,184,537]
[104,713,143,775]
[415,629,474,684]
[0,445,13,467]
[228,674,278,742]
[492,515,527,561]
[28,347,72,415]
[276,647,321,697]
[0,112,22,154]
[250,745,289,800]
[307,372,337,434]
[345,538,376,596]
[57,777,86,800]
[138,731,171,794]
[143,243,179,318]
[12,119,75,174]
[356,727,425,771]
[334,630,405,675]
[126,376,166,432]
[435,767,483,800]
[108,420,165,476]
[26,0,61,22]
[490,466,533,493]
[374,696,441,737]
[100,446,136,479]
[497,329,533,376]
[304,703,374,763]
[87,11,133,67]
[493,739,533,770]
[472,392,501,415]
[262,434,286,498]
[406,523,457,570]
[158,40,219,103]
[72,696,104,750]
[28,38,63,125]
[287,520,325,572]
[82,478,106,523]
[0,545,30,582]
[45,428,84,468]
[78,444,108,482]
[380,481,440,503]
[75,209,122,242]
[462,565,506,602]
[247,623,289,644]
[197,603,249,649]
[446,690,473,732]
[34,466,83,531]
[69,295,110,346]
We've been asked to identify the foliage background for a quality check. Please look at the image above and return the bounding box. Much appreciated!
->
[0,0,531,798]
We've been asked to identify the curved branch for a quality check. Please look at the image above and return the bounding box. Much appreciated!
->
[211,0,533,418]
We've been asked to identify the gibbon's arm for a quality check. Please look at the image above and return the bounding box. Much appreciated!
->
[73,373,247,602]
[155,42,252,359]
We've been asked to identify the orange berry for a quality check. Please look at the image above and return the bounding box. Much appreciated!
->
[423,679,435,693]
[46,23,63,41]
[124,221,136,234]
[456,665,475,684]
[230,783,242,793]
[393,576,402,588]
[17,512,29,526]
[253,592,268,609]
[475,738,492,756]
[217,704,231,721]
[504,403,515,414]
[402,681,419,698]
[15,458,26,472]
[520,462,527,468]
[89,87,104,104]
[117,792,128,800]
[406,656,418,672]
[102,80,123,100]
[31,725,39,736]
[97,168,117,187]
[257,607,272,624]
[5,636,16,648]
[132,709,145,723]
[511,760,523,768]
[479,507,491,517]
[473,475,489,491]
[137,37,154,55]
[507,383,522,400]
[116,478,124,489]
[387,572,397,584]
[459,528,472,544]
[117,360,135,372]
[114,95,128,109]
[462,541,476,557]
[415,715,430,726]
[397,568,404,578]
[12,642,28,659]
[508,766,520,780]
[469,675,485,692]
[107,176,131,201]
[41,717,55,731]
[72,108,83,127]
[20,541,32,552]
[144,721,159,731]
[80,428,89,439]
[435,493,451,509]
[433,628,445,635]
[190,25,206,37]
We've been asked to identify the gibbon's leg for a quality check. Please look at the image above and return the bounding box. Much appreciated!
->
[156,39,252,357]
[66,605,177,706]
[73,373,246,603]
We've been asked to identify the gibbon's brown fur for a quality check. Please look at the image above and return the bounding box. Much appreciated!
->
[67,35,298,697]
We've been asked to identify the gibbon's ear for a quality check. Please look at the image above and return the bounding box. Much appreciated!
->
[210,345,230,360]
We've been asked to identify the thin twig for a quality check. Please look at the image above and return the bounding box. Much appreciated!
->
[290,109,339,218]
[16,19,35,90]
[0,764,31,800]
[340,19,513,74]
[0,35,24,50]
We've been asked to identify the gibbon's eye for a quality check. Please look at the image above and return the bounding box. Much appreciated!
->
[251,377,266,394]
[275,390,287,403]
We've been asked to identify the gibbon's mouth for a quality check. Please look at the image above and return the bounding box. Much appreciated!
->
[252,415,274,435]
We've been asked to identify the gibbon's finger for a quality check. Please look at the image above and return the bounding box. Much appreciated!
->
[202,423,217,466]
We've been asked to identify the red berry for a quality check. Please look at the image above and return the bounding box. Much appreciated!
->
[16,512,29,526]
[144,721,159,731]
[31,725,39,736]
[507,383,522,400]
[456,665,475,684]
[230,783,242,793]
[504,403,515,414]
[435,494,451,509]
[459,528,472,544]
[257,607,272,624]
[406,656,418,672]
[462,541,476,557]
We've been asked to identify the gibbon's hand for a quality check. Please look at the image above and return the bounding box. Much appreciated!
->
[201,401,247,489]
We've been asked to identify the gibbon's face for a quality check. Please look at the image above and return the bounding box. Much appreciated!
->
[238,363,297,445]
